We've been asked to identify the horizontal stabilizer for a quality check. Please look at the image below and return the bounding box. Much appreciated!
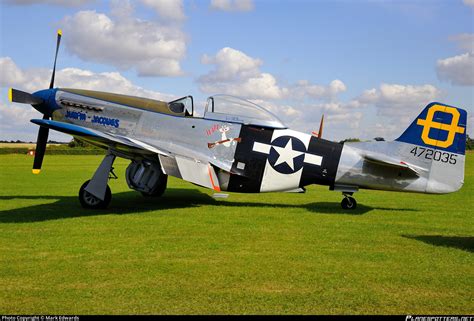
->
[362,153,427,176]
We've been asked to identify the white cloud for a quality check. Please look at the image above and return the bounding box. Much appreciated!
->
[0,57,176,141]
[463,0,474,8]
[0,57,50,91]
[435,33,474,86]
[200,47,262,82]
[197,48,446,140]
[140,0,186,21]
[291,79,347,100]
[360,122,400,141]
[198,47,287,99]
[6,0,93,6]
[198,47,347,101]
[0,56,175,101]
[304,83,440,140]
[57,68,176,101]
[61,8,186,77]
[436,53,474,86]
[250,99,301,121]
[0,101,47,141]
[298,101,364,131]
[200,72,287,100]
[356,83,441,133]
[210,0,254,12]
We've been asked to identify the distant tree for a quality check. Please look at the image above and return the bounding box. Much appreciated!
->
[467,135,473,150]
[339,138,361,144]
[47,140,67,144]
[68,138,89,148]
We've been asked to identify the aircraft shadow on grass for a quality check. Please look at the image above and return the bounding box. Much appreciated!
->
[0,188,417,223]
[402,235,473,253]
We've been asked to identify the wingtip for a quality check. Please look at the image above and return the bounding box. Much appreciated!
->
[32,169,41,174]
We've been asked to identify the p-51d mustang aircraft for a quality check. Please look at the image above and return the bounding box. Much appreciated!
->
[8,30,468,209]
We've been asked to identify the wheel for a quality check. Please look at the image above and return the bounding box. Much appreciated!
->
[141,175,168,197]
[341,196,357,210]
[79,180,111,209]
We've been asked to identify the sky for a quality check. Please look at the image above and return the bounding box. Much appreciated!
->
[0,0,473,142]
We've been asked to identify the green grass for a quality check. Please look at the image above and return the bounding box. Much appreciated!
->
[0,153,472,314]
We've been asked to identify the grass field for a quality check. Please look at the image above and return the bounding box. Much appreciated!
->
[0,153,472,314]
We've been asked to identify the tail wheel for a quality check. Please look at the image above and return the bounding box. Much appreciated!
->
[79,179,111,209]
[341,196,357,210]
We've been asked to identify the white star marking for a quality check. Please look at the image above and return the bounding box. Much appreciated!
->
[272,138,304,170]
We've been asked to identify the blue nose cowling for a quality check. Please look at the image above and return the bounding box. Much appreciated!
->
[32,88,59,116]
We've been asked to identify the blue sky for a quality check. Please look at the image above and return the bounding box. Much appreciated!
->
[1,0,473,142]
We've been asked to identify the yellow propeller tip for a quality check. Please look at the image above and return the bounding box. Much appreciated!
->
[32,169,41,174]
[8,88,12,102]
[57,29,62,36]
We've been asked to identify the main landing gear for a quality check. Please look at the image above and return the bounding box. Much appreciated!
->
[78,153,168,209]
[78,153,116,209]
[341,192,357,210]
[79,179,111,209]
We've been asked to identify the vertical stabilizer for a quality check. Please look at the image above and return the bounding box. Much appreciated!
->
[396,102,467,193]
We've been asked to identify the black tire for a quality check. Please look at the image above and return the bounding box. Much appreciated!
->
[79,179,112,209]
[341,196,357,210]
[141,174,168,197]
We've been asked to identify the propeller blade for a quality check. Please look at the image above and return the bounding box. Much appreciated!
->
[8,88,44,105]
[49,29,62,89]
[32,115,50,174]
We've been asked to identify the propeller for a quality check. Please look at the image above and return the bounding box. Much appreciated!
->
[49,29,62,90]
[32,117,49,174]
[8,88,44,105]
[8,29,62,174]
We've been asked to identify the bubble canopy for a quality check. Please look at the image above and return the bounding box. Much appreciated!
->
[203,95,287,129]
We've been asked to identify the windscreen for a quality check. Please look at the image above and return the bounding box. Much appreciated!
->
[206,95,285,127]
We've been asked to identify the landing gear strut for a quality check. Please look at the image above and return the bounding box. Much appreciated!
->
[341,192,357,210]
[79,153,116,209]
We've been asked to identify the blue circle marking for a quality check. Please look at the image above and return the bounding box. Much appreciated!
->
[268,136,306,174]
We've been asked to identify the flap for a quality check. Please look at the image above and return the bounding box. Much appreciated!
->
[174,156,221,191]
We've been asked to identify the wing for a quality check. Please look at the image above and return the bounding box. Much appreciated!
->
[31,119,224,191]
[362,152,427,176]
[31,119,169,156]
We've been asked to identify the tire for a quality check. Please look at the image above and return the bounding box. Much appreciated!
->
[141,174,168,197]
[79,179,112,209]
[341,196,357,210]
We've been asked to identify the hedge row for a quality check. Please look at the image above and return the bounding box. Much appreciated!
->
[0,148,105,155]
